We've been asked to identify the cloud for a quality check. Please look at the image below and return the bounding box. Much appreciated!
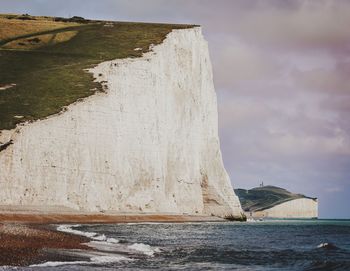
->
[211,37,283,89]
[197,0,350,51]
[325,186,342,193]
[293,61,350,94]
[238,1,350,49]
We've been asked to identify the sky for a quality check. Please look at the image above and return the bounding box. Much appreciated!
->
[1,0,349,218]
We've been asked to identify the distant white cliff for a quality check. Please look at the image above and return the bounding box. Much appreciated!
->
[250,198,318,219]
[236,186,318,219]
[0,27,242,218]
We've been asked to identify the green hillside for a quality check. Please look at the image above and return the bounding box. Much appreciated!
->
[235,186,316,212]
[0,14,195,130]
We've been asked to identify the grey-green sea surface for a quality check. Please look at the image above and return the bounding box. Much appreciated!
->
[3,219,350,271]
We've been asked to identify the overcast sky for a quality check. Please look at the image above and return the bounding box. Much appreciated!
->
[1,0,349,218]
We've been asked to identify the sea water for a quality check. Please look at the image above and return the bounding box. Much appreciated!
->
[2,219,350,270]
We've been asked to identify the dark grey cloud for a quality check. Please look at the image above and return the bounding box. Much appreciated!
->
[1,0,349,218]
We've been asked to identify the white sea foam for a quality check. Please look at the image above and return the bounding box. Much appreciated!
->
[56,224,110,242]
[30,260,88,267]
[92,233,107,241]
[90,255,128,263]
[56,224,160,257]
[316,242,338,249]
[30,255,129,267]
[57,224,96,238]
[317,242,328,248]
[128,243,161,256]
[86,241,125,252]
[107,237,120,243]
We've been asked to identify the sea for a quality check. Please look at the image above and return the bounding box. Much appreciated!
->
[3,219,350,271]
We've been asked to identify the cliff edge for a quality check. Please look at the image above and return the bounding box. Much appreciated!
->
[0,17,242,218]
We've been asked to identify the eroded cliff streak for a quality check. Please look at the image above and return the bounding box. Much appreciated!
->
[0,27,242,217]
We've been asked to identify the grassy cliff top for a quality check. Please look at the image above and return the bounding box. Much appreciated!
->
[235,186,317,212]
[0,14,195,131]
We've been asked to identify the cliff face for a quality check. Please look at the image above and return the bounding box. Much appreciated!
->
[251,198,318,219]
[0,28,242,217]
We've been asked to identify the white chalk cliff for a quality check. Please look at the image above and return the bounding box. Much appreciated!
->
[251,198,318,219]
[0,27,242,217]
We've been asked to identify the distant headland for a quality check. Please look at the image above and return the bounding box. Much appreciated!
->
[235,185,318,219]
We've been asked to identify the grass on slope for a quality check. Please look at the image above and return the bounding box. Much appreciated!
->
[235,186,316,212]
[2,31,78,50]
[0,14,195,130]
[0,14,79,41]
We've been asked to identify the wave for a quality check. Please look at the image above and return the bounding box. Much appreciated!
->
[52,224,161,267]
[57,224,125,244]
[56,224,113,242]
[128,243,161,256]
[30,254,129,267]
[316,242,339,250]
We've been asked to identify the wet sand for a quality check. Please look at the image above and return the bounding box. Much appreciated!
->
[0,223,89,266]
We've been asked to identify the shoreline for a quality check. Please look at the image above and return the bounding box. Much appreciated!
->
[0,213,224,267]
